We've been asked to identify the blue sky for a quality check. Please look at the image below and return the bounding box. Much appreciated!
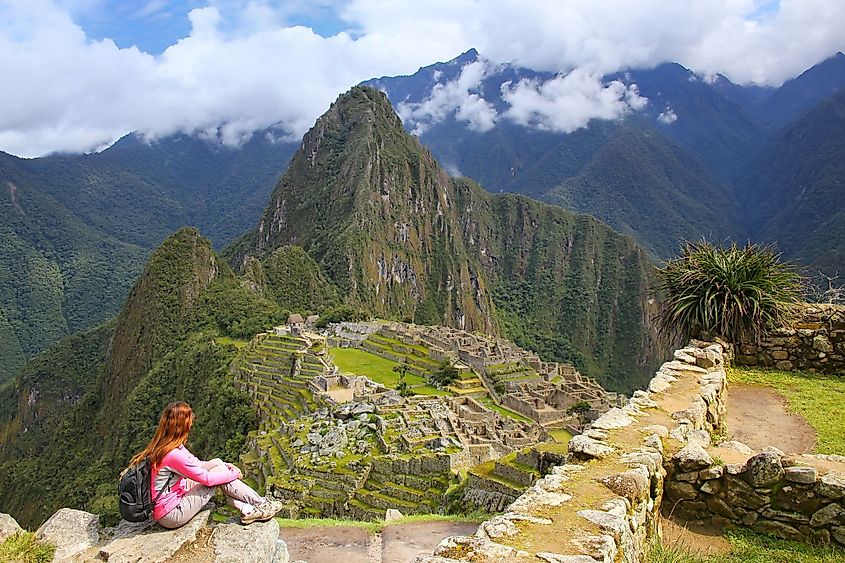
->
[1,0,843,157]
[65,0,352,53]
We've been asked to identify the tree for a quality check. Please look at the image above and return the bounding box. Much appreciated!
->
[430,360,459,388]
[566,401,592,431]
[657,241,804,344]
[393,359,412,397]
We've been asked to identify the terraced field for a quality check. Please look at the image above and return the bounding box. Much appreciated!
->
[330,346,449,397]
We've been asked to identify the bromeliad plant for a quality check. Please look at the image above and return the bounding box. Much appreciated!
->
[657,241,804,343]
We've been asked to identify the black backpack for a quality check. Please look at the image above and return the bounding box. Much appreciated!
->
[118,459,174,522]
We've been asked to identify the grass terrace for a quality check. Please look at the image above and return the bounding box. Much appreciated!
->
[330,347,450,396]
[478,396,532,424]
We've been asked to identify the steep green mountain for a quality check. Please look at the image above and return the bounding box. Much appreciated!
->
[0,131,296,381]
[0,155,148,382]
[740,89,845,275]
[230,86,660,392]
[364,52,756,259]
[0,228,275,527]
[541,125,744,259]
[757,52,845,132]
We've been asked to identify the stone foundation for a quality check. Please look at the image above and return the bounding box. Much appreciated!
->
[735,304,845,374]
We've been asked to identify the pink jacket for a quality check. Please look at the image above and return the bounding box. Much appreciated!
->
[151,445,239,520]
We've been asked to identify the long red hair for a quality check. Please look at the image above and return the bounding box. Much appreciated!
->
[130,401,194,468]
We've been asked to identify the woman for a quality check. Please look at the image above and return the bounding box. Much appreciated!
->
[130,401,282,528]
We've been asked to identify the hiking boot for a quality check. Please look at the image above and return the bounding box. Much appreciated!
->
[240,499,283,524]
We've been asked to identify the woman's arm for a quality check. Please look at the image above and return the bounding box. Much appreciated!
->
[163,447,239,486]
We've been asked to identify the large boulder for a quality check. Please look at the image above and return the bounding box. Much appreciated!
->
[98,508,211,563]
[212,519,286,563]
[36,508,100,561]
[0,513,23,543]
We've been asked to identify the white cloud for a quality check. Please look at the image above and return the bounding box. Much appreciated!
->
[396,60,497,135]
[501,69,648,133]
[657,106,679,124]
[0,0,844,156]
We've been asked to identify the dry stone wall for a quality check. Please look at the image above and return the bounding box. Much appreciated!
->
[736,304,845,374]
[419,336,845,562]
[664,445,845,546]
[415,341,731,562]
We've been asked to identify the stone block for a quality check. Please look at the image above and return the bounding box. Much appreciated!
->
[99,507,211,563]
[705,496,737,520]
[674,443,713,472]
[761,508,810,526]
[35,508,100,561]
[809,503,845,527]
[817,472,845,499]
[212,519,281,563]
[752,520,804,541]
[665,481,699,501]
[700,480,721,495]
[0,513,23,543]
[746,452,784,487]
[771,485,823,514]
[699,465,725,480]
[784,466,818,484]
[724,475,769,510]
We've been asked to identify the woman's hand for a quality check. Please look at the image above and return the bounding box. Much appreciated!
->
[225,462,243,479]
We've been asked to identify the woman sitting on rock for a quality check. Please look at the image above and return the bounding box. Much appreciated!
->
[130,401,282,528]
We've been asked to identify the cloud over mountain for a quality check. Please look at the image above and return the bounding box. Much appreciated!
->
[1,0,844,156]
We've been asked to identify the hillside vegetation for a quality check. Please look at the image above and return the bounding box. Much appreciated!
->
[230,86,660,392]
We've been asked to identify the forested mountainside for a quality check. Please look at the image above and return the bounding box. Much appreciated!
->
[364,50,845,272]
[0,229,275,528]
[229,86,659,390]
[0,132,296,381]
[740,88,845,276]
[0,87,660,528]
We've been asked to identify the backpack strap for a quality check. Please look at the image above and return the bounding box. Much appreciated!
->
[151,466,175,505]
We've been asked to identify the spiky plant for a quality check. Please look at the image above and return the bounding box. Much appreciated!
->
[657,241,803,343]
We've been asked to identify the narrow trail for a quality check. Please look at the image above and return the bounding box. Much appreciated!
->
[279,521,478,562]
[726,384,817,453]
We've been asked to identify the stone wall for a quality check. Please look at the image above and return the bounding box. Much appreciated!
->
[665,446,845,545]
[416,341,731,562]
[735,304,845,374]
[418,336,845,562]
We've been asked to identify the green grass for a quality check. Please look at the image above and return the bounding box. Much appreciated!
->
[0,532,55,563]
[215,336,249,348]
[478,397,532,423]
[729,366,845,454]
[275,513,483,534]
[548,428,574,445]
[330,347,425,387]
[652,528,845,562]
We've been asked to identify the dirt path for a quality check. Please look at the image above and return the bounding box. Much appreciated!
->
[280,521,477,563]
[380,521,477,562]
[726,384,817,454]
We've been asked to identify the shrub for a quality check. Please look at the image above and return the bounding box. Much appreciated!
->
[657,241,803,343]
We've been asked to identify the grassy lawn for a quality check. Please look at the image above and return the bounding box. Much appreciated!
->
[548,428,573,445]
[728,366,845,454]
[331,347,445,394]
[478,396,533,423]
[653,528,844,562]
[215,336,249,348]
